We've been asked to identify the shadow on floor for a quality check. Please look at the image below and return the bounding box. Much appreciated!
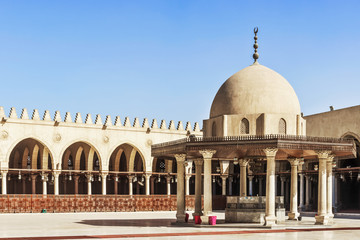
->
[76,219,175,227]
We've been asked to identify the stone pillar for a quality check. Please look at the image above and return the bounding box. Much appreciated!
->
[114,175,118,195]
[185,174,191,195]
[101,172,108,195]
[299,173,304,211]
[1,171,7,194]
[74,175,80,195]
[200,150,216,224]
[128,175,133,196]
[264,148,278,226]
[228,176,233,196]
[31,174,37,194]
[288,159,300,220]
[166,176,172,196]
[42,174,48,195]
[175,154,186,223]
[53,171,60,195]
[259,176,263,196]
[315,151,331,225]
[221,175,227,196]
[305,175,311,210]
[248,175,254,196]
[280,176,285,197]
[194,158,203,217]
[87,174,92,195]
[239,159,249,197]
[326,155,334,220]
[145,173,151,195]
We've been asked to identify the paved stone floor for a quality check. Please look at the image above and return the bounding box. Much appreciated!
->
[0,211,360,239]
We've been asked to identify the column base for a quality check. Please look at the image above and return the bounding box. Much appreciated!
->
[288,212,300,220]
[315,215,330,225]
[176,213,187,223]
[264,215,277,226]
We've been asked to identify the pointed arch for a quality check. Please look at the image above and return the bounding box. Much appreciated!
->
[21,147,29,169]
[31,144,40,169]
[113,149,124,171]
[74,146,84,170]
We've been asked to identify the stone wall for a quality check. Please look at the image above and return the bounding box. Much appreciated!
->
[0,195,225,213]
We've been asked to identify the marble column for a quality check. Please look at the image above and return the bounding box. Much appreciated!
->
[87,174,92,195]
[194,158,203,217]
[175,154,186,223]
[200,150,216,224]
[1,171,7,194]
[299,173,304,211]
[221,175,227,196]
[114,175,118,195]
[42,173,48,195]
[31,174,37,194]
[315,151,331,225]
[128,175,133,196]
[101,172,108,195]
[53,171,60,195]
[259,176,263,196]
[228,176,233,196]
[144,173,151,195]
[264,148,278,226]
[239,159,249,197]
[280,176,286,196]
[74,175,80,195]
[326,155,335,220]
[185,174,191,196]
[305,174,311,210]
[166,176,172,196]
[288,159,300,220]
[248,175,254,196]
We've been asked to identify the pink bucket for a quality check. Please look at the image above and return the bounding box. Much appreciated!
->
[194,215,202,224]
[209,216,217,225]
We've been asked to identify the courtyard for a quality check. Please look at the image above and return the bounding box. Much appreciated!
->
[0,211,360,239]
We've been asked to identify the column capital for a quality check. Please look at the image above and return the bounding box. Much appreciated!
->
[52,170,61,177]
[194,158,204,166]
[145,173,152,179]
[239,159,250,167]
[31,174,37,180]
[280,176,287,182]
[288,158,301,166]
[263,148,278,157]
[73,175,80,181]
[199,149,216,159]
[0,170,8,174]
[128,175,134,181]
[174,154,186,162]
[248,175,254,181]
[315,150,332,159]
[101,171,108,177]
[220,175,228,180]
[327,154,335,162]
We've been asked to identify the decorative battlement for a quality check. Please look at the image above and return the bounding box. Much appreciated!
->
[0,106,201,132]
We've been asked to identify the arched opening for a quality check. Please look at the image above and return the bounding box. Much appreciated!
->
[108,143,145,195]
[240,118,250,134]
[60,142,101,195]
[338,134,360,211]
[8,138,54,194]
[279,118,287,135]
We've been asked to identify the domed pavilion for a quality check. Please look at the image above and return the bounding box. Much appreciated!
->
[151,28,355,226]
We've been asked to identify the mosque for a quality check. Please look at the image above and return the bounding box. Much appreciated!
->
[0,29,358,225]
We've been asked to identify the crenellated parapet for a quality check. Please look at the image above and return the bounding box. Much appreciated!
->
[0,106,202,133]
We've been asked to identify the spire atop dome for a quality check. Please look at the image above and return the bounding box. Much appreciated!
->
[253,27,259,64]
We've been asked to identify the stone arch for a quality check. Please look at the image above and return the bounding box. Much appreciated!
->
[8,137,54,170]
[341,131,360,142]
[109,143,145,173]
[279,118,287,134]
[240,118,250,134]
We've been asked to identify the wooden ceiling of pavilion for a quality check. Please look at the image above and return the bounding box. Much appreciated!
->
[151,135,356,161]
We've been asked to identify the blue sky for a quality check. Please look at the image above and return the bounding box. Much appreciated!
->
[0,1,359,127]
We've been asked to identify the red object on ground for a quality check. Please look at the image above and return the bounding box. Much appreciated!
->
[185,213,189,222]
[194,215,202,224]
[209,216,217,225]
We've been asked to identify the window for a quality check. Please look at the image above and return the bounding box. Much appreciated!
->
[279,118,286,134]
[240,118,250,134]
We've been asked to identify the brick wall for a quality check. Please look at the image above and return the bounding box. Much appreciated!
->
[0,195,226,213]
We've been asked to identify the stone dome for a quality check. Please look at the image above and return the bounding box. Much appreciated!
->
[210,63,301,118]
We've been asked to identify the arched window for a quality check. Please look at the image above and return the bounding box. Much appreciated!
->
[279,118,286,134]
[240,118,250,134]
[212,122,217,137]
